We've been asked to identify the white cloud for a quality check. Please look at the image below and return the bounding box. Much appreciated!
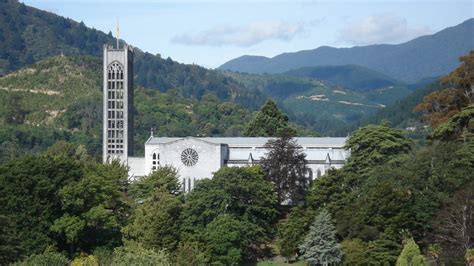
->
[171,21,306,47]
[338,14,432,46]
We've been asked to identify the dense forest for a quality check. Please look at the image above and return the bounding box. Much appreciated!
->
[0,52,473,265]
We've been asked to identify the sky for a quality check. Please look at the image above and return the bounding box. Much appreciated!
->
[23,0,474,68]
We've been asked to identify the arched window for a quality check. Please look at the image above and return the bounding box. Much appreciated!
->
[107,62,124,84]
[152,152,160,168]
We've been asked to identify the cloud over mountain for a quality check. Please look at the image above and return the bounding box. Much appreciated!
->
[338,14,432,46]
[171,20,305,47]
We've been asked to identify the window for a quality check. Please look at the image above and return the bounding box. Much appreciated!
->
[107,62,124,81]
[152,152,160,167]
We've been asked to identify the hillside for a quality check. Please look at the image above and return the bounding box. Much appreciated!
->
[331,81,442,137]
[219,18,474,83]
[0,0,265,109]
[284,65,403,92]
[0,56,265,162]
[224,71,407,133]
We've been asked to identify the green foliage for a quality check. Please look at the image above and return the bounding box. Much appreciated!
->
[365,235,401,264]
[175,242,208,266]
[396,238,427,266]
[244,98,292,137]
[122,189,182,252]
[181,166,278,235]
[344,124,412,172]
[204,214,249,265]
[277,207,314,261]
[180,166,278,263]
[340,239,368,265]
[50,160,129,255]
[111,244,171,266]
[0,155,83,255]
[432,104,474,141]
[70,253,99,266]
[298,209,342,265]
[0,153,131,258]
[128,166,181,201]
[260,132,307,204]
[0,214,23,265]
[12,252,70,266]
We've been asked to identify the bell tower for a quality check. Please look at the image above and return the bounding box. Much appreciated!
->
[102,43,134,163]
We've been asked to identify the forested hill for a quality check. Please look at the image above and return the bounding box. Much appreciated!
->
[219,18,474,83]
[0,0,265,109]
[284,65,403,92]
[0,56,270,162]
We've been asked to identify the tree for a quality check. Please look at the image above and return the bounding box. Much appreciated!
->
[0,155,83,256]
[396,238,427,266]
[298,209,342,266]
[180,166,277,236]
[433,181,474,259]
[277,207,314,262]
[431,104,474,142]
[111,244,171,266]
[0,214,23,265]
[14,252,70,266]
[128,166,181,201]
[122,189,182,252]
[415,51,474,127]
[340,239,368,265]
[204,214,249,265]
[244,98,293,137]
[179,166,278,262]
[175,242,207,266]
[50,160,129,255]
[344,124,412,172]
[260,129,307,204]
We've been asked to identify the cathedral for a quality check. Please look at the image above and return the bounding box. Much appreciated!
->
[103,45,350,191]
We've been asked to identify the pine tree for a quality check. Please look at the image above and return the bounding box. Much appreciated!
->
[396,238,427,266]
[299,209,342,266]
[244,98,291,137]
[260,128,307,204]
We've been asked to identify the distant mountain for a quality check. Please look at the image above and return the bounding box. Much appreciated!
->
[219,18,474,83]
[0,0,264,109]
[284,65,403,92]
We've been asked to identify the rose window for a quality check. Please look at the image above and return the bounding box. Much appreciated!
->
[181,148,199,166]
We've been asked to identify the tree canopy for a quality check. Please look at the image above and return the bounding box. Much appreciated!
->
[244,98,293,137]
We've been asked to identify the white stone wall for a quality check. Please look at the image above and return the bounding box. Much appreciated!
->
[145,138,224,191]
[135,137,350,191]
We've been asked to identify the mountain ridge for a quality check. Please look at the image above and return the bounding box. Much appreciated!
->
[219,18,474,83]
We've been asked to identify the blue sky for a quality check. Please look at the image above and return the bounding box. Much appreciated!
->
[23,0,473,68]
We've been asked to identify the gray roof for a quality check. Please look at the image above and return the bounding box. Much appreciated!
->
[146,137,347,147]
